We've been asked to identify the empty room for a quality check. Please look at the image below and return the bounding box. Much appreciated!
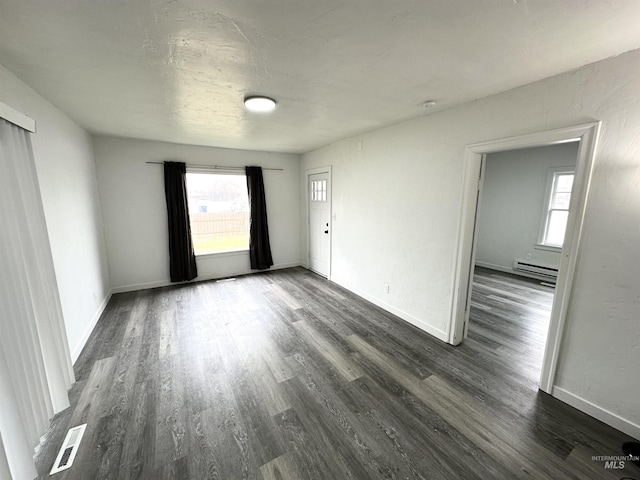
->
[1,2,640,479]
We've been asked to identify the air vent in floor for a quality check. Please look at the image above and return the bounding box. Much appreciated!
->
[49,424,86,475]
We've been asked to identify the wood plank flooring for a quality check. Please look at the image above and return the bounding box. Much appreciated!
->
[35,267,639,479]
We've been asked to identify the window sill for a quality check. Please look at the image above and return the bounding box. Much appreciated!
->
[195,249,249,259]
[534,243,562,253]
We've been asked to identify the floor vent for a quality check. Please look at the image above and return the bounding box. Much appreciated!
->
[513,259,559,279]
[49,424,86,475]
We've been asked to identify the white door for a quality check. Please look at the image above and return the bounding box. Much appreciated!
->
[308,172,331,277]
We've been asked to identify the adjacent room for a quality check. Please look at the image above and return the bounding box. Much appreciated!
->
[468,142,580,383]
[1,2,640,479]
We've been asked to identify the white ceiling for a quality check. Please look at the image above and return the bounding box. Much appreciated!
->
[2,1,640,154]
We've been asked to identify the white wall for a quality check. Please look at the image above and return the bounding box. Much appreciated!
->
[302,48,640,438]
[0,64,110,362]
[93,137,301,292]
[475,143,578,273]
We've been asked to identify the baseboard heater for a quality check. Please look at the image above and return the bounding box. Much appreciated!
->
[513,259,559,279]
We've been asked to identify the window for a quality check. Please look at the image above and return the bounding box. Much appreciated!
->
[186,172,249,255]
[311,179,327,202]
[539,169,574,248]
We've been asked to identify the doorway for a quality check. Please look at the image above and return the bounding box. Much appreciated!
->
[307,167,332,278]
[450,123,600,393]
[467,142,579,388]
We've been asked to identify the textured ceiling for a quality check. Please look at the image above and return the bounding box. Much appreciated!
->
[2,1,640,153]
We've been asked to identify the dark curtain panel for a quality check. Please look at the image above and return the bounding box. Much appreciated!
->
[246,166,274,270]
[164,161,198,282]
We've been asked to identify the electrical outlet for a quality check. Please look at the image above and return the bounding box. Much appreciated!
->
[384,284,390,294]
[526,253,532,260]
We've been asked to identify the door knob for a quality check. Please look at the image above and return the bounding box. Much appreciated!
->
[324,230,329,234]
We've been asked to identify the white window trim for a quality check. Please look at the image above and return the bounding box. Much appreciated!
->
[534,243,562,253]
[186,165,245,175]
[537,166,575,249]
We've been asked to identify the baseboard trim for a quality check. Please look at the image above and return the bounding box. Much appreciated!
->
[112,262,302,294]
[112,279,173,293]
[330,276,449,343]
[71,289,113,364]
[553,386,640,440]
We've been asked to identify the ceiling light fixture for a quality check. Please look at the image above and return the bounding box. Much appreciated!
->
[244,96,277,113]
[423,100,437,108]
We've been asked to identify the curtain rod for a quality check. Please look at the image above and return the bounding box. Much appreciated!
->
[145,161,283,171]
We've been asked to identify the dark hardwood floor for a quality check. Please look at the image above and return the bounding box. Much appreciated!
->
[35,267,638,479]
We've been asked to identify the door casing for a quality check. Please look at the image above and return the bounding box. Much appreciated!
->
[449,122,600,393]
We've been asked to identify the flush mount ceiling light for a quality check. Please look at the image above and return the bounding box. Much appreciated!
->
[423,100,437,108]
[244,96,277,113]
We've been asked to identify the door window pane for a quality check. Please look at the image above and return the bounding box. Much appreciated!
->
[311,180,327,202]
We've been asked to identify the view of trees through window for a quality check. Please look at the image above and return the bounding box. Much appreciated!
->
[186,172,249,255]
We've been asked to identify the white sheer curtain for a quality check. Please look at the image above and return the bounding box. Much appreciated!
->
[0,117,74,478]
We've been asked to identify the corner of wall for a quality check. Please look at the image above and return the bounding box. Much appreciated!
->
[70,288,113,364]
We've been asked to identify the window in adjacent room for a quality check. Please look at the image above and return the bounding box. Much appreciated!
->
[185,171,249,255]
[538,168,574,248]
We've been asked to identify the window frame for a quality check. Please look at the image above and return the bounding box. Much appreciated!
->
[536,166,575,251]
[185,168,250,257]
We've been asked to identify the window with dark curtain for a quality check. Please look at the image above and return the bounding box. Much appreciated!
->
[245,166,274,270]
[164,161,198,282]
